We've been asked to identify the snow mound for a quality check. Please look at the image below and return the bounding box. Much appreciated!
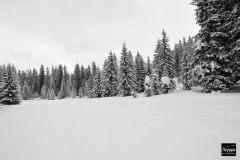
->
[144,76,151,84]
[161,76,170,85]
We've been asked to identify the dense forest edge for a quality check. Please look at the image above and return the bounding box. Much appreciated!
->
[0,0,239,105]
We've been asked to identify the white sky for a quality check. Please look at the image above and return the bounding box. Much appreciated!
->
[0,0,199,71]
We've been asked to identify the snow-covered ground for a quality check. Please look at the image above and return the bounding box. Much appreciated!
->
[0,91,240,160]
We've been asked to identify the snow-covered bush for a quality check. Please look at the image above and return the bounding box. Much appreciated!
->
[131,91,138,98]
[144,76,152,97]
[161,76,171,86]
[151,74,160,95]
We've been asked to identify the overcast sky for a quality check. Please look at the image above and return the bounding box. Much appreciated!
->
[0,0,199,71]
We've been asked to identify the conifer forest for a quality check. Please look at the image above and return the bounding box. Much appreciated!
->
[1,0,240,104]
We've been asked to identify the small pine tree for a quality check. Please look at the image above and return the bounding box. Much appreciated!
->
[58,79,70,99]
[47,89,55,100]
[22,81,31,100]
[70,88,77,98]
[34,92,39,98]
[86,74,93,98]
[93,68,102,98]
[41,85,47,99]
[44,67,50,88]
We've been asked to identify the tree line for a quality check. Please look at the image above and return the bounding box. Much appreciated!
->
[0,0,239,105]
[0,30,194,104]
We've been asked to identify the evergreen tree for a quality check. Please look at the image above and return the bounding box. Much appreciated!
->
[153,30,175,79]
[73,64,81,95]
[56,64,63,93]
[41,85,47,99]
[192,0,232,92]
[59,79,65,99]
[119,43,135,96]
[70,87,77,98]
[227,0,240,84]
[101,59,109,96]
[26,69,33,96]
[86,73,93,98]
[128,51,137,90]
[50,66,57,95]
[39,65,45,94]
[33,92,39,98]
[59,67,70,99]
[85,65,91,81]
[22,80,31,100]
[0,65,4,90]
[101,52,119,97]
[146,56,152,76]
[32,69,39,96]
[78,88,83,98]
[50,67,55,91]
[181,52,192,90]
[173,40,184,79]
[92,61,97,77]
[181,37,194,90]
[0,64,21,105]
[47,88,55,100]
[44,67,50,89]
[135,52,146,92]
[92,67,102,98]
[84,65,91,96]
[0,65,6,99]
[80,65,85,95]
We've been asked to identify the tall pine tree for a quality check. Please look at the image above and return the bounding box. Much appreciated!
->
[39,65,45,94]
[135,52,146,92]
[119,43,135,96]
[93,67,102,98]
[192,0,232,92]
[101,51,119,97]
[145,56,152,76]
[153,30,175,79]
[73,64,81,95]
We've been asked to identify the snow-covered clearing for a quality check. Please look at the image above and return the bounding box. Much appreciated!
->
[0,91,240,160]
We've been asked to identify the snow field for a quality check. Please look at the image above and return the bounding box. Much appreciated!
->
[0,91,240,160]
